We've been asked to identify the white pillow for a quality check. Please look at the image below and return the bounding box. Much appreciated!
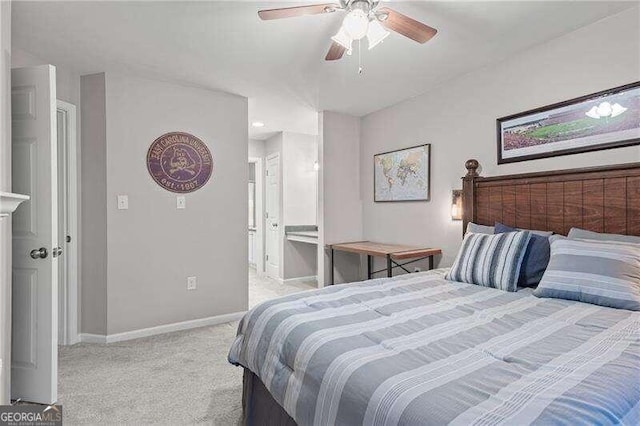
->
[465,222,494,235]
[568,228,640,245]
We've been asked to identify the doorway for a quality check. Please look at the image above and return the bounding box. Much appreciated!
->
[248,157,264,275]
[265,153,280,280]
[56,100,78,346]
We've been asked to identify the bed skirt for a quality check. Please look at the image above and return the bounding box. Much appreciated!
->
[242,368,297,426]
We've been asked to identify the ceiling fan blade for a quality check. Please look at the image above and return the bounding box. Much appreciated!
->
[325,42,346,61]
[258,3,341,20]
[378,7,437,44]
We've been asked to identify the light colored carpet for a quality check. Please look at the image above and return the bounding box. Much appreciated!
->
[58,269,316,425]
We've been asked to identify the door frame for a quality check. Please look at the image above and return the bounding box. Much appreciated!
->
[248,157,264,275]
[56,100,79,345]
[265,152,281,280]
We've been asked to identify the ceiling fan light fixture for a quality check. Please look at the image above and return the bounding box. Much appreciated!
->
[376,11,389,22]
[331,26,353,50]
[342,9,369,40]
[366,19,390,50]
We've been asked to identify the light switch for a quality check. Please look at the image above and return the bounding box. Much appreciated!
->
[187,276,197,290]
[117,195,129,210]
[177,196,186,209]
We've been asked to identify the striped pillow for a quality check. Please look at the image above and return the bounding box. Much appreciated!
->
[534,239,640,311]
[446,231,531,292]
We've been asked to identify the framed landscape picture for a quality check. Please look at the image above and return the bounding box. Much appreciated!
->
[497,82,640,164]
[374,144,430,202]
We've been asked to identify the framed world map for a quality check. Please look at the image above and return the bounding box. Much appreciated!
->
[374,144,431,202]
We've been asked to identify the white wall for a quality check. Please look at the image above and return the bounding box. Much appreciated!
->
[0,0,12,405]
[360,9,640,268]
[104,73,248,334]
[283,132,317,226]
[263,132,319,280]
[282,132,318,280]
[249,138,264,158]
[318,111,363,286]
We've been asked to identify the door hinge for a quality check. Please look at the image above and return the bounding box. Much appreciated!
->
[265,254,269,261]
[66,235,71,243]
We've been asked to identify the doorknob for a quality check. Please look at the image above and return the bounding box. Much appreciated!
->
[52,247,63,258]
[30,247,48,259]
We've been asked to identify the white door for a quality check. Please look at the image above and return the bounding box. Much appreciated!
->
[265,154,280,279]
[56,100,78,346]
[11,65,59,404]
[56,108,67,345]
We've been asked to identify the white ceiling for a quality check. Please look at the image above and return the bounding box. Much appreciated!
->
[12,1,636,139]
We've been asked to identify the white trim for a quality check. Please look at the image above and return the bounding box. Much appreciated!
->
[0,192,29,217]
[78,333,106,344]
[249,157,264,276]
[286,234,318,245]
[283,275,318,284]
[79,311,246,344]
[56,100,79,346]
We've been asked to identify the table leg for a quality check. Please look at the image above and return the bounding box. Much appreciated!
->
[387,255,392,278]
[330,248,335,285]
[367,255,373,279]
[429,256,434,270]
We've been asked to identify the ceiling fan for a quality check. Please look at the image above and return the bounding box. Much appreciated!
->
[258,0,438,61]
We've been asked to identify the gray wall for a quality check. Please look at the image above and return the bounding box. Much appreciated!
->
[80,73,108,335]
[360,8,640,269]
[318,111,362,286]
[104,73,248,334]
[0,0,12,405]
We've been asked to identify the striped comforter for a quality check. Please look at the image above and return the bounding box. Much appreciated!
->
[228,269,640,425]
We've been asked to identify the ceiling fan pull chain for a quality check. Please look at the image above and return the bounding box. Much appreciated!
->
[358,39,363,75]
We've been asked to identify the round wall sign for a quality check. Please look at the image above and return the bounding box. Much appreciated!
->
[146,132,213,193]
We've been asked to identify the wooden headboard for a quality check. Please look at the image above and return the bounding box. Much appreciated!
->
[461,160,640,236]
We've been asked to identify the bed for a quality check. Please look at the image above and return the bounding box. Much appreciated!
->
[229,161,640,426]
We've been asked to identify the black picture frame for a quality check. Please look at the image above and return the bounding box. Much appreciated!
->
[374,144,431,202]
[497,81,640,164]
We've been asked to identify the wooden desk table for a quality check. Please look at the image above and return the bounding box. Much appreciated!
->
[328,241,442,285]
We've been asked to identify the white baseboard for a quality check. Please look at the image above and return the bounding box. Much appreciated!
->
[79,311,246,344]
[79,333,107,344]
[283,275,318,284]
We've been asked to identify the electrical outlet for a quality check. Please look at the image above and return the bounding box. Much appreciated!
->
[117,195,129,210]
[187,276,197,290]
[177,196,186,209]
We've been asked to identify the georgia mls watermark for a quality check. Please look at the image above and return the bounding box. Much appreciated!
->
[0,405,62,426]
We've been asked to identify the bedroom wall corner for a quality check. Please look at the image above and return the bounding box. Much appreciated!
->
[104,73,248,335]
[360,7,640,268]
[318,111,363,286]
